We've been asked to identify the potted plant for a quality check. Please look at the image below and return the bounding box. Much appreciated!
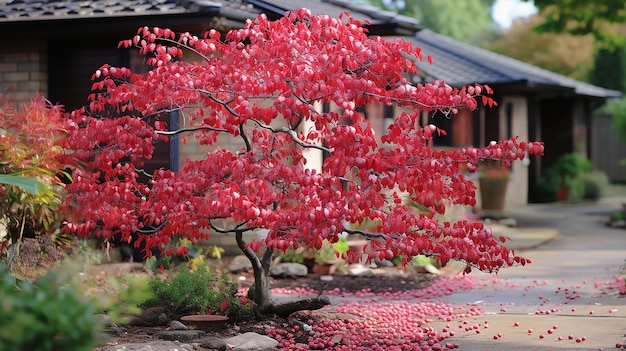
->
[550,153,592,201]
[478,159,511,211]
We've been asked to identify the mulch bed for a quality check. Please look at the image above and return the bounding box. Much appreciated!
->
[94,269,435,350]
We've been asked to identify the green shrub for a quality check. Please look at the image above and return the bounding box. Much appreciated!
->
[603,96,626,143]
[571,171,610,201]
[532,153,594,203]
[95,274,154,324]
[277,246,305,264]
[0,263,99,351]
[142,265,251,320]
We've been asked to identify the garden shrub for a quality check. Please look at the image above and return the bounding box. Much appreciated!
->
[0,97,72,270]
[0,263,99,351]
[570,170,610,201]
[142,265,251,320]
[93,274,155,325]
[532,153,594,202]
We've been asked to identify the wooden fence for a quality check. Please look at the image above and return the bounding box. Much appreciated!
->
[592,113,626,183]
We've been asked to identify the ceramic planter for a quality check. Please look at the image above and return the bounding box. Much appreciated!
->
[180,314,228,332]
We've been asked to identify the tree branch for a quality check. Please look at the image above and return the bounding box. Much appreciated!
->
[343,228,389,240]
[156,125,228,135]
[239,123,252,152]
[236,230,262,272]
[209,220,256,234]
[249,118,333,153]
[194,89,239,117]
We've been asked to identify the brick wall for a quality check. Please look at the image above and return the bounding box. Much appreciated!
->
[0,39,48,106]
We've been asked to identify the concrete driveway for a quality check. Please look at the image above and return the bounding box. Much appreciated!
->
[434,197,626,350]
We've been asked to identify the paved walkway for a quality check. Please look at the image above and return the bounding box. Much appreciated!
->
[434,196,626,350]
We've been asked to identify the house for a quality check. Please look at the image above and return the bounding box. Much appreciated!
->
[0,0,620,210]
[406,30,621,206]
[0,0,419,180]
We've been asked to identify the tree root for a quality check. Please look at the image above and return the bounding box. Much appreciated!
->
[265,296,331,317]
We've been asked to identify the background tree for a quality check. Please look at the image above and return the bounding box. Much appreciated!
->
[521,0,626,89]
[483,14,595,80]
[61,10,543,316]
[363,0,497,43]
[588,32,626,91]
[524,0,626,49]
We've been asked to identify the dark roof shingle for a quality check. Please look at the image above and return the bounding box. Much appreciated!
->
[411,29,621,99]
[0,0,419,35]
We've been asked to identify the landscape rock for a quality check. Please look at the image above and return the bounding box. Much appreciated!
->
[346,263,374,276]
[191,336,228,350]
[102,341,195,351]
[130,306,169,327]
[269,262,308,278]
[227,255,253,273]
[155,329,205,342]
[225,332,279,350]
[169,320,188,330]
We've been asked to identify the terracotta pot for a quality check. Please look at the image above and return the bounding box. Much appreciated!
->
[479,176,508,211]
[312,263,333,275]
[556,186,570,202]
[180,314,228,332]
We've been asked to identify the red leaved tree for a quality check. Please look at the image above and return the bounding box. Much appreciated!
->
[61,9,543,316]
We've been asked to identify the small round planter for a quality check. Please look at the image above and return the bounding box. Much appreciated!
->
[180,314,228,332]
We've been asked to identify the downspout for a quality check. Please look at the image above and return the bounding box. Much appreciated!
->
[169,110,180,172]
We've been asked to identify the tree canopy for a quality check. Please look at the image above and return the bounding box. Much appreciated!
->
[524,0,626,49]
[60,9,543,316]
[484,14,595,81]
[364,0,497,43]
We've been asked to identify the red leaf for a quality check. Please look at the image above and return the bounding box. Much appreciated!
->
[219,300,229,312]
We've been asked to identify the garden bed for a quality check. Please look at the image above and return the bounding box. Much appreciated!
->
[92,262,435,350]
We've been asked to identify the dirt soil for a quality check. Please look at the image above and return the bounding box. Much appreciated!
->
[92,262,434,350]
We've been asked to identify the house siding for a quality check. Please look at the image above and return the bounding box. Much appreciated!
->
[503,95,529,208]
[0,39,47,106]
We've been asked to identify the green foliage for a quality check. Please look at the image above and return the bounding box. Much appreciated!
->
[277,246,305,264]
[96,274,154,324]
[570,171,610,201]
[0,263,99,351]
[306,238,348,265]
[142,265,249,319]
[590,47,626,91]
[361,0,496,43]
[484,14,595,81]
[412,254,438,268]
[604,97,626,143]
[280,238,349,266]
[533,153,593,202]
[0,174,46,195]
[526,0,626,49]
[612,211,626,221]
[74,239,104,266]
[550,153,592,187]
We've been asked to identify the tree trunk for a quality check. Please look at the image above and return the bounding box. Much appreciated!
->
[236,231,330,317]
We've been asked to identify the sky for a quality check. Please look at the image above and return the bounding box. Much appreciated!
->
[491,0,537,28]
